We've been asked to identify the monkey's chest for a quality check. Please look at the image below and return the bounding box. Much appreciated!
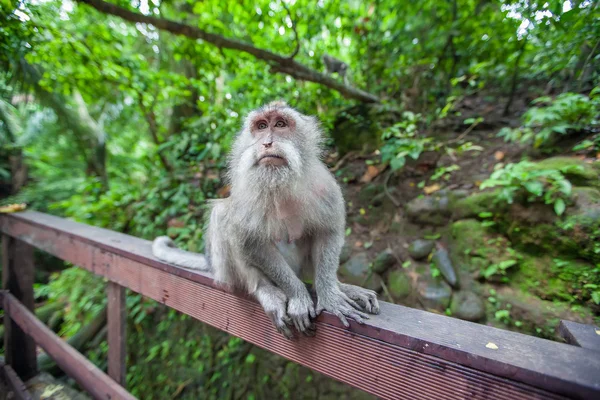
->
[271,199,304,243]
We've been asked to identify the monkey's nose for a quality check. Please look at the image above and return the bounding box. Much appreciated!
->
[263,142,273,148]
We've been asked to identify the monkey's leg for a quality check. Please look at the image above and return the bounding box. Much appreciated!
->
[242,240,316,334]
[252,278,298,339]
[312,233,370,327]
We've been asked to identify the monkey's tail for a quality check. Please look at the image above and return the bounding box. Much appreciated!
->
[152,236,209,270]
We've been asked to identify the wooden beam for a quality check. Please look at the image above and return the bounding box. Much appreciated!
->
[1,234,37,380]
[107,281,126,386]
[0,291,136,400]
[2,211,600,399]
[558,320,600,351]
[1,364,34,400]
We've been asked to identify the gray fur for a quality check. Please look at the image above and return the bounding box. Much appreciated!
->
[152,101,379,337]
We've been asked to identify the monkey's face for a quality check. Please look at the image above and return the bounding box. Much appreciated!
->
[250,109,299,168]
[229,102,323,189]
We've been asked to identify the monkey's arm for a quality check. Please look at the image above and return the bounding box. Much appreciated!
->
[312,232,379,327]
[242,239,316,333]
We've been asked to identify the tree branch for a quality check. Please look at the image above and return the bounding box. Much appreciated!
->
[281,1,300,59]
[137,95,173,172]
[76,0,379,103]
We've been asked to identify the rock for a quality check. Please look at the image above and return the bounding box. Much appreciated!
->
[506,188,600,263]
[339,242,352,264]
[532,157,599,187]
[27,372,91,400]
[408,239,435,260]
[387,270,412,299]
[450,189,505,220]
[416,276,452,312]
[363,273,383,292]
[372,249,396,273]
[339,253,383,291]
[331,103,401,154]
[432,245,459,288]
[450,291,485,322]
[572,187,600,221]
[405,195,451,226]
[449,219,520,279]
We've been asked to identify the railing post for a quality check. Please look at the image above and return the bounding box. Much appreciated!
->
[107,281,126,386]
[2,234,38,380]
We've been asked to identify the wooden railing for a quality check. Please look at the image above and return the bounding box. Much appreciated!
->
[1,211,599,400]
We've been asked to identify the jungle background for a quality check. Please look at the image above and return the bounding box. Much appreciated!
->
[1,0,599,398]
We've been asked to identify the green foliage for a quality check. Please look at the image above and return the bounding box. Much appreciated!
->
[380,111,433,171]
[1,0,599,396]
[45,268,106,337]
[480,161,577,215]
[498,90,600,149]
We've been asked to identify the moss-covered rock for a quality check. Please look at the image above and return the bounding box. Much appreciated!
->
[512,255,599,305]
[387,270,412,299]
[331,104,402,154]
[405,195,452,226]
[532,157,599,187]
[450,291,485,322]
[339,253,383,292]
[432,246,459,288]
[372,249,396,273]
[408,239,435,260]
[484,285,596,340]
[449,219,520,281]
[449,189,505,220]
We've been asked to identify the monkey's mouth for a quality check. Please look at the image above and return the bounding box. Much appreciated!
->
[258,154,287,167]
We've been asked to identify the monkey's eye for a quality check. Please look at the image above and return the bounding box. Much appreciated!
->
[275,120,287,128]
[257,122,268,130]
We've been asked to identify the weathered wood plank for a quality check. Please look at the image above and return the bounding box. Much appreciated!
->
[107,281,126,386]
[1,234,38,380]
[559,320,600,351]
[1,211,600,399]
[0,291,136,400]
[2,364,34,400]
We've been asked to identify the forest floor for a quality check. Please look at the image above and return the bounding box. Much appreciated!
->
[326,95,599,340]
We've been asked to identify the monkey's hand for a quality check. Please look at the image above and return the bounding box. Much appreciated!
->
[338,283,380,315]
[315,285,370,328]
[264,295,294,339]
[287,293,316,336]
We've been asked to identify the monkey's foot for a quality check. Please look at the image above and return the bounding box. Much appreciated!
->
[339,283,380,315]
[287,294,316,336]
[265,300,294,339]
[255,285,294,339]
[316,285,370,328]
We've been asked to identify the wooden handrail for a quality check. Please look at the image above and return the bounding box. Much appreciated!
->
[1,211,599,400]
[1,291,135,400]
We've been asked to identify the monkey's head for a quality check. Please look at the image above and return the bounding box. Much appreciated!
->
[229,101,323,190]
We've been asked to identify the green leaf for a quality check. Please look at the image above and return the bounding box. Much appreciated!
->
[554,198,566,215]
[390,156,406,171]
[524,181,544,197]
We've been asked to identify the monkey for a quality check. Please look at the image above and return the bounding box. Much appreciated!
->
[322,54,350,85]
[152,101,379,338]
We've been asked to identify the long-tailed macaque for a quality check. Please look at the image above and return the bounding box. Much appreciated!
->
[153,101,379,338]
[322,54,349,85]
